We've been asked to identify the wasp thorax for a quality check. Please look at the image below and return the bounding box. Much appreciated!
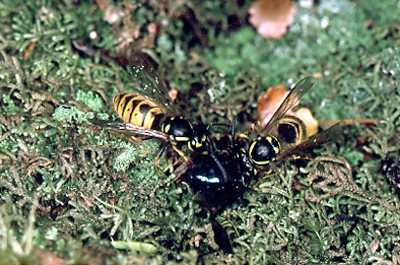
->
[161,116,193,144]
[248,136,280,166]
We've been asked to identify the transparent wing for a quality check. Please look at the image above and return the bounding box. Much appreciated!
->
[276,118,381,160]
[275,122,344,161]
[262,77,316,134]
[95,120,169,141]
[125,51,180,116]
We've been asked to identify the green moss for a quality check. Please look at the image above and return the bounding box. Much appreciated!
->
[1,0,400,264]
[75,90,104,112]
[1,95,20,114]
[112,141,157,173]
[52,106,94,124]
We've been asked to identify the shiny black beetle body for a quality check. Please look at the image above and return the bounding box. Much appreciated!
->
[183,150,248,210]
[182,134,254,210]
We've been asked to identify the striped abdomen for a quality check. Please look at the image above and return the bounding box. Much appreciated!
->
[113,92,166,130]
[277,115,307,145]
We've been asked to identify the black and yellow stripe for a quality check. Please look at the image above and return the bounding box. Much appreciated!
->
[113,92,165,131]
[277,115,306,145]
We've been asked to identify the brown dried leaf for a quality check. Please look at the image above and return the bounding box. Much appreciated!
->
[257,84,318,137]
[257,84,292,126]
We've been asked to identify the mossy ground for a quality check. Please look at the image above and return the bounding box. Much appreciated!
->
[0,0,399,264]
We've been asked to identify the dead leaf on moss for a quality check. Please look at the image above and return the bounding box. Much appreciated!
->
[249,0,296,39]
[257,84,319,138]
[257,84,291,126]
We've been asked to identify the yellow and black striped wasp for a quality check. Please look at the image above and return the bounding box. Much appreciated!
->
[102,52,212,163]
[101,55,344,212]
[73,44,237,252]
[74,42,356,253]
[178,77,347,211]
[242,77,335,166]
[97,56,346,253]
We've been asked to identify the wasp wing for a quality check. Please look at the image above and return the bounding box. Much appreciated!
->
[261,77,316,135]
[124,51,181,116]
[95,121,169,142]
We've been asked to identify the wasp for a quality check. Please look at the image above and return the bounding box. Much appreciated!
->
[99,52,237,253]
[238,78,345,169]
[178,77,346,212]
[96,51,345,253]
[103,52,212,162]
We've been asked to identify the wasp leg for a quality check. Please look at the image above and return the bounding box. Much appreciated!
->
[129,136,145,142]
[154,144,167,171]
[173,159,192,183]
[171,145,189,162]
[210,219,233,254]
[288,154,313,162]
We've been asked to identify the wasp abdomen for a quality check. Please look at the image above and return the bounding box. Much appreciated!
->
[277,115,306,144]
[113,92,165,130]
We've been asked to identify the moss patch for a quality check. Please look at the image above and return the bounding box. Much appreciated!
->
[0,0,399,264]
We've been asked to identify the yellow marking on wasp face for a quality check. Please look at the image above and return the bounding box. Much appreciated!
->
[248,140,257,161]
[188,138,203,150]
[189,140,197,150]
[174,136,190,142]
[266,135,281,155]
[253,160,270,166]
[163,123,170,133]
[238,133,249,140]
[188,142,194,151]
[272,136,281,154]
